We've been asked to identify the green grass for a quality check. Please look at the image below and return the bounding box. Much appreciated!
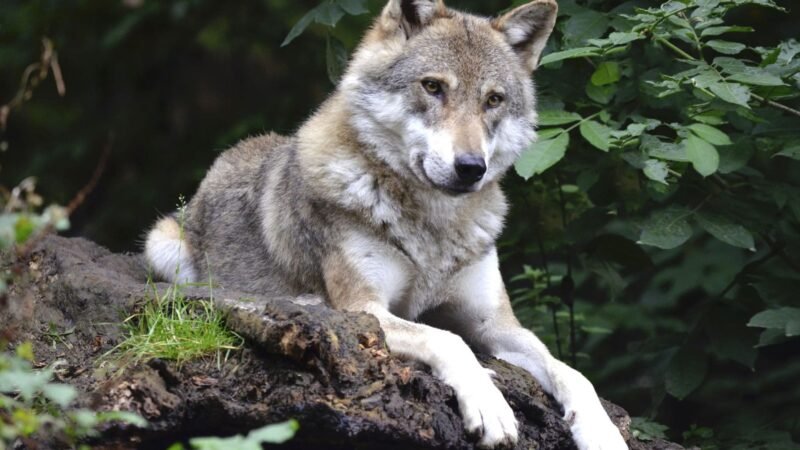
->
[112,282,243,367]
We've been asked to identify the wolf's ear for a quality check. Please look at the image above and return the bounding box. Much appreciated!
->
[382,0,446,38]
[492,0,558,72]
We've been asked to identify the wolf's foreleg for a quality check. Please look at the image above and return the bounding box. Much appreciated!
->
[445,248,628,450]
[324,236,518,448]
[365,304,518,448]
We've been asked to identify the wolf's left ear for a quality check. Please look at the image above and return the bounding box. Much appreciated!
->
[492,0,558,73]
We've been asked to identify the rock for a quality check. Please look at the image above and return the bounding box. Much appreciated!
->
[3,236,685,449]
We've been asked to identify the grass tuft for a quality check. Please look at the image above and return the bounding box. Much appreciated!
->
[112,282,243,367]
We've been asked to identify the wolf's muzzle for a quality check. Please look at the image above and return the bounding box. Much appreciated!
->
[454,154,487,185]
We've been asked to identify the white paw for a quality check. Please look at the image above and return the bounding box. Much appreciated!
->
[568,409,628,450]
[453,371,518,448]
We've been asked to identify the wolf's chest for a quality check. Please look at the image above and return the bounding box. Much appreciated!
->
[381,211,501,319]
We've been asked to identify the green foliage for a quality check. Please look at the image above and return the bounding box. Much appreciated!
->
[502,0,800,446]
[168,420,299,450]
[0,344,146,447]
[631,416,669,441]
[111,281,244,367]
[0,178,69,252]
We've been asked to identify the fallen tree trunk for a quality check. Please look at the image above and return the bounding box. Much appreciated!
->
[3,236,684,449]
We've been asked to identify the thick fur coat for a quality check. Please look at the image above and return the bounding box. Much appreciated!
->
[145,1,628,449]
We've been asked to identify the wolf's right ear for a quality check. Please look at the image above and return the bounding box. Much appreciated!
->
[381,0,446,39]
[492,0,558,73]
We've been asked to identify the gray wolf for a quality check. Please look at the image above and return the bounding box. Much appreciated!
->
[144,1,627,448]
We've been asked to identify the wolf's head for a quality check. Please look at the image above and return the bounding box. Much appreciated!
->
[341,0,557,195]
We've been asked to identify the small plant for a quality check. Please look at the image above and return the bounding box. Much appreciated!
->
[0,343,146,448]
[167,419,299,450]
[111,281,243,368]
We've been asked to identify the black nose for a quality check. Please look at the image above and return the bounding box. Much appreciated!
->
[454,154,487,184]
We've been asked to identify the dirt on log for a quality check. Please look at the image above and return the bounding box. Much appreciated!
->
[2,236,684,450]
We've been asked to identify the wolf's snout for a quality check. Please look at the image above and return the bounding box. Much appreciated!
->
[454,154,487,184]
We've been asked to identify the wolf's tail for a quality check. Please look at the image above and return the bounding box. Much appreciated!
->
[144,216,197,284]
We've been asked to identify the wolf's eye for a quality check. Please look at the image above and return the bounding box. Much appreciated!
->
[486,94,505,109]
[422,79,443,96]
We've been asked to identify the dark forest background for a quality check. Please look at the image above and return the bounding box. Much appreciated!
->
[2,0,799,448]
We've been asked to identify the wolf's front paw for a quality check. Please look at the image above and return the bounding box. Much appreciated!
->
[568,409,628,450]
[454,372,518,448]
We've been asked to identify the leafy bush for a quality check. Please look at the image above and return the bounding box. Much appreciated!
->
[0,343,146,448]
[503,0,800,446]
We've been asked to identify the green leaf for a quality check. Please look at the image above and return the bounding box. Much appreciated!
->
[540,47,600,66]
[189,420,299,449]
[563,10,609,46]
[608,31,642,46]
[579,120,612,151]
[15,342,34,362]
[325,35,348,85]
[641,135,688,162]
[247,419,300,444]
[14,216,36,244]
[638,207,693,250]
[706,40,746,55]
[688,123,732,146]
[665,346,708,400]
[700,26,753,37]
[693,113,725,125]
[515,132,569,180]
[537,110,582,126]
[281,9,317,47]
[757,329,788,347]
[585,82,616,104]
[537,128,565,140]
[42,383,78,408]
[773,144,800,160]
[749,308,800,339]
[713,56,748,74]
[314,3,346,27]
[695,211,755,250]
[643,159,669,185]
[727,70,785,86]
[684,135,719,177]
[631,417,669,442]
[708,81,751,108]
[718,140,754,173]
[590,61,621,86]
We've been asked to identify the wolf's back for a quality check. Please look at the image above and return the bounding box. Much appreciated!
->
[144,132,307,295]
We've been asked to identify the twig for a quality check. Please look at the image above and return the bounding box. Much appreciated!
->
[715,243,782,300]
[761,234,800,274]
[66,135,112,215]
[752,94,800,119]
[0,37,65,131]
[655,37,800,118]
[14,136,113,260]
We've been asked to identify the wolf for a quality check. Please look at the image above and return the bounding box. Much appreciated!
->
[144,0,628,448]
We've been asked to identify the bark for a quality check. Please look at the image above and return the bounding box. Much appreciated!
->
[2,236,683,450]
